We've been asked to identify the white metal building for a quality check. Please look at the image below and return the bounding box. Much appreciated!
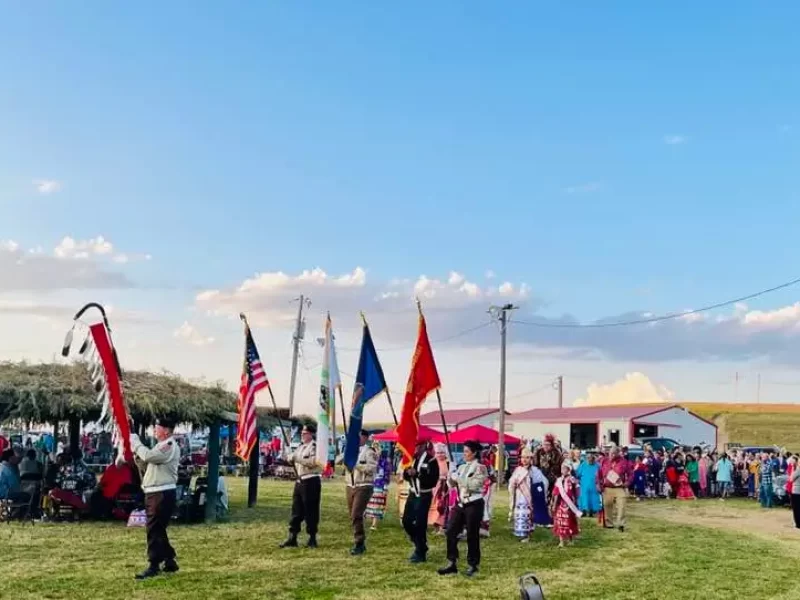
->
[503,404,717,449]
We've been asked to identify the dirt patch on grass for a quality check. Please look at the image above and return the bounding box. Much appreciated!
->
[632,499,800,548]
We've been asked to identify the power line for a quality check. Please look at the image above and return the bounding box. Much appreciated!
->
[330,321,494,353]
[513,275,800,329]
[507,381,555,401]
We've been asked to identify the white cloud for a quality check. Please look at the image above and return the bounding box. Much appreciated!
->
[448,271,465,286]
[54,236,114,259]
[112,253,152,264]
[195,266,532,334]
[574,372,675,407]
[564,182,602,194]
[663,134,688,145]
[485,270,495,280]
[173,322,215,347]
[741,302,800,330]
[678,310,704,324]
[192,264,800,365]
[0,236,148,292]
[33,179,63,195]
[498,282,515,296]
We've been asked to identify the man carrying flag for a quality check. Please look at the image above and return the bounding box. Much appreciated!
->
[344,429,377,555]
[343,316,386,555]
[280,424,322,549]
[396,305,442,564]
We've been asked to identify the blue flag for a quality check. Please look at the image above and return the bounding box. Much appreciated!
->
[344,322,387,471]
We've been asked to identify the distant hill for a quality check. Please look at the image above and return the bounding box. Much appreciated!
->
[678,403,800,450]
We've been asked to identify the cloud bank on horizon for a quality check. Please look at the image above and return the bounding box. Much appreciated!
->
[4,236,800,368]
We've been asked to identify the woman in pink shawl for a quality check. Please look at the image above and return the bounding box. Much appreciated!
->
[698,452,709,498]
[428,443,450,531]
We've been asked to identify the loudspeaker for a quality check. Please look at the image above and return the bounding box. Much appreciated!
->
[519,573,545,600]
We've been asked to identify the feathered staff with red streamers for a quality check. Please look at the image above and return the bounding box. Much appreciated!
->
[61,302,133,462]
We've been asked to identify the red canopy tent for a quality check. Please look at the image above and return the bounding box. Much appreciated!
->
[372,424,445,443]
[448,424,520,445]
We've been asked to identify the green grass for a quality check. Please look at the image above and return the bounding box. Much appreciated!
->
[1,479,799,600]
[717,412,800,449]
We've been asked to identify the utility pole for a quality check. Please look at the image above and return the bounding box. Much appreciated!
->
[490,303,517,486]
[557,375,563,408]
[288,295,310,417]
[734,371,739,403]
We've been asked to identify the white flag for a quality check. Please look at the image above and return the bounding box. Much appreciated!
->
[316,314,341,465]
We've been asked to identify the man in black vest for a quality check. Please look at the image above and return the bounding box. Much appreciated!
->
[401,436,440,563]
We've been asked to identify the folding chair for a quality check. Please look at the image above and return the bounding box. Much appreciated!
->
[0,494,35,524]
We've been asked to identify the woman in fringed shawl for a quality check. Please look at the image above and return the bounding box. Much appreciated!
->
[366,448,392,530]
[508,448,535,541]
[550,463,581,547]
[429,443,450,532]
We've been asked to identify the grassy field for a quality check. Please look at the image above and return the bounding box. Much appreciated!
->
[2,478,800,600]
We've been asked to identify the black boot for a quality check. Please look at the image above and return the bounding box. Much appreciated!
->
[437,561,457,576]
[306,535,318,548]
[465,565,479,577]
[279,534,298,548]
[163,559,179,573]
[134,564,161,580]
[350,543,366,556]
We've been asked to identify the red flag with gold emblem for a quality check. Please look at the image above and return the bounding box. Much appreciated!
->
[396,311,441,468]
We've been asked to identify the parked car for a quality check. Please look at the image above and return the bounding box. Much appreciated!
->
[634,437,689,453]
[595,444,644,460]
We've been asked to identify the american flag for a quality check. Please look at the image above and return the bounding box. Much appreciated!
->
[236,326,269,461]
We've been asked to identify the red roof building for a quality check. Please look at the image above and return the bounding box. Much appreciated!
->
[419,408,511,432]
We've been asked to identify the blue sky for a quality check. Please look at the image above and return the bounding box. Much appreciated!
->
[2,4,800,416]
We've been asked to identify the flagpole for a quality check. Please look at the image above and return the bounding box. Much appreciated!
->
[240,313,298,480]
[337,388,348,442]
[435,389,454,464]
[337,386,353,484]
[265,385,299,480]
[384,389,399,427]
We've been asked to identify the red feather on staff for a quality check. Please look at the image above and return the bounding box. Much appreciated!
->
[61,303,133,462]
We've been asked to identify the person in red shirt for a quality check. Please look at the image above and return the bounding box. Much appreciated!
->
[89,458,137,519]
[597,445,629,532]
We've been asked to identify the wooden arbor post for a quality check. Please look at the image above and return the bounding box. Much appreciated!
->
[248,427,260,508]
